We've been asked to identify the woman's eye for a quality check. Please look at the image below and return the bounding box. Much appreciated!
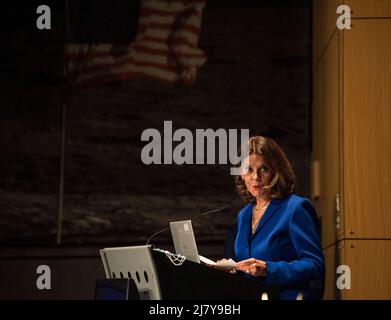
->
[260,166,269,173]
[241,166,250,174]
[242,167,252,174]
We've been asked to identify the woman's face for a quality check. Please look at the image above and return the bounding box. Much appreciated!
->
[241,154,273,199]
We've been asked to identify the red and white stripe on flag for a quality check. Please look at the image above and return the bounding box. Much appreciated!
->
[66,0,207,86]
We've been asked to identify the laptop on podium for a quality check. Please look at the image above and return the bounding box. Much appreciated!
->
[169,220,200,263]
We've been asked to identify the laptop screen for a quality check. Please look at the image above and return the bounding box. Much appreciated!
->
[169,220,200,263]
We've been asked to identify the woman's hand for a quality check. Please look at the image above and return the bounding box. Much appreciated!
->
[235,258,267,276]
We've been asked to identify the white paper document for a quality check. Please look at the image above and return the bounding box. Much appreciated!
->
[199,255,236,271]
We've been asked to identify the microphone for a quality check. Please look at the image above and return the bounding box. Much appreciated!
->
[145,205,232,245]
[262,173,279,190]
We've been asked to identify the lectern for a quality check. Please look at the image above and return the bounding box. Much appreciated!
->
[99,245,280,300]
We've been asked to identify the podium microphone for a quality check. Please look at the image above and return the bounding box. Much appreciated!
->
[145,205,232,245]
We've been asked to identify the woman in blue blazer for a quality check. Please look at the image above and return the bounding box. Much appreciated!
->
[232,136,325,300]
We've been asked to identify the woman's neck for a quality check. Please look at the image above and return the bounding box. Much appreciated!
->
[255,196,271,208]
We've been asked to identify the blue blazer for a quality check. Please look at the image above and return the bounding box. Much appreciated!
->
[234,194,325,300]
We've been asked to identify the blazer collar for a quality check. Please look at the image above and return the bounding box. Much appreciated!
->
[249,199,282,240]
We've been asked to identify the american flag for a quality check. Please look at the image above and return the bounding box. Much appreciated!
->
[66,0,207,86]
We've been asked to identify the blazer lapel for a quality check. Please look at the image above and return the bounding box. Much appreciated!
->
[251,200,281,239]
[243,205,253,240]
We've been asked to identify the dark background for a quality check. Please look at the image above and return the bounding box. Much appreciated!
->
[0,0,312,254]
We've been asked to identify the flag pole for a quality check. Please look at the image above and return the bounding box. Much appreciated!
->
[57,0,71,245]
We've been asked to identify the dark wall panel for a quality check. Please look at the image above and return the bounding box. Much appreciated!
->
[1,2,311,249]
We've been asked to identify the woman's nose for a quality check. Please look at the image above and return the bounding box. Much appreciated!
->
[251,171,260,180]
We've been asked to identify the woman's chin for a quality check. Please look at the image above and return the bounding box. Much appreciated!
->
[250,188,263,197]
